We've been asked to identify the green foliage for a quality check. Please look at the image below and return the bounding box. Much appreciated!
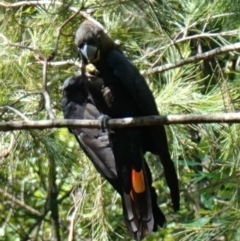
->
[1,0,240,240]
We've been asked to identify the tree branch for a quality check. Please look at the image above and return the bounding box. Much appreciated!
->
[48,7,83,61]
[31,59,81,67]
[7,43,44,59]
[0,106,29,121]
[0,0,103,27]
[0,1,79,12]
[138,29,240,62]
[1,112,240,131]
[42,58,55,119]
[143,42,240,75]
[0,188,41,216]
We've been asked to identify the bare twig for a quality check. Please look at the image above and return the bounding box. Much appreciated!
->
[1,112,240,131]
[0,93,41,119]
[42,58,48,90]
[0,34,55,121]
[42,90,55,119]
[68,207,77,241]
[0,1,104,29]
[31,59,81,67]
[9,92,42,106]
[138,29,240,62]
[48,7,82,61]
[42,58,55,119]
[39,6,85,119]
[0,3,84,121]
[68,189,85,241]
[143,42,240,75]
[7,43,45,58]
[0,188,41,216]
[0,1,78,12]
[0,106,29,121]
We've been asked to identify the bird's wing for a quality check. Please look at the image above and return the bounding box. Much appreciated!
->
[107,50,159,115]
[107,50,180,211]
[63,101,119,188]
[75,131,119,184]
[63,102,161,239]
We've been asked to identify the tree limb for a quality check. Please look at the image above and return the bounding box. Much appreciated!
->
[138,29,240,63]
[0,106,29,121]
[1,112,240,131]
[0,0,103,28]
[143,42,240,75]
[0,1,79,12]
[31,59,81,67]
[42,58,55,120]
[48,7,83,61]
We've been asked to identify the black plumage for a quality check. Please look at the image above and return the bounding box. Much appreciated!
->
[61,75,166,240]
[75,20,180,212]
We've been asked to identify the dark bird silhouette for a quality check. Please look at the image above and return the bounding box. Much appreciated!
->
[74,20,180,212]
[61,75,166,241]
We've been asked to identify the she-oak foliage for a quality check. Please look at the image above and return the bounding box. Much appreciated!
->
[1,0,240,240]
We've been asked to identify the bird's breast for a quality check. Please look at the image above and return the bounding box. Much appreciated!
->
[86,67,140,117]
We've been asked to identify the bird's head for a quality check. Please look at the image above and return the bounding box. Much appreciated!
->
[61,76,83,91]
[75,20,115,64]
[61,75,87,96]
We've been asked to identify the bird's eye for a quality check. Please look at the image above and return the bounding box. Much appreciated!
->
[79,43,84,49]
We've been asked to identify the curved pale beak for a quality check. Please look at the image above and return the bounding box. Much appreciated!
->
[79,43,98,62]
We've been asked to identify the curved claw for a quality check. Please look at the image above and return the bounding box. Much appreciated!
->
[98,114,111,132]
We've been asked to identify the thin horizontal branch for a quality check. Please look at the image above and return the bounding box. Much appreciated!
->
[143,42,240,75]
[32,59,81,68]
[0,1,78,12]
[138,29,240,62]
[0,1,104,29]
[1,112,240,131]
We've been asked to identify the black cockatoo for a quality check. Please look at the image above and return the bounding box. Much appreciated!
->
[61,75,166,240]
[74,20,180,212]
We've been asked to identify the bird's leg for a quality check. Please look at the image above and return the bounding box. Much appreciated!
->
[98,114,111,132]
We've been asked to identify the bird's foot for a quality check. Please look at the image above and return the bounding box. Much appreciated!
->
[98,114,111,132]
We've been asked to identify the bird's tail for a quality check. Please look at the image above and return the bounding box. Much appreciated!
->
[144,158,166,230]
[153,127,180,212]
[121,164,154,241]
[151,186,166,231]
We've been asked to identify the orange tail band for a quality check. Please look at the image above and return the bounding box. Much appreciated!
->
[132,169,145,193]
